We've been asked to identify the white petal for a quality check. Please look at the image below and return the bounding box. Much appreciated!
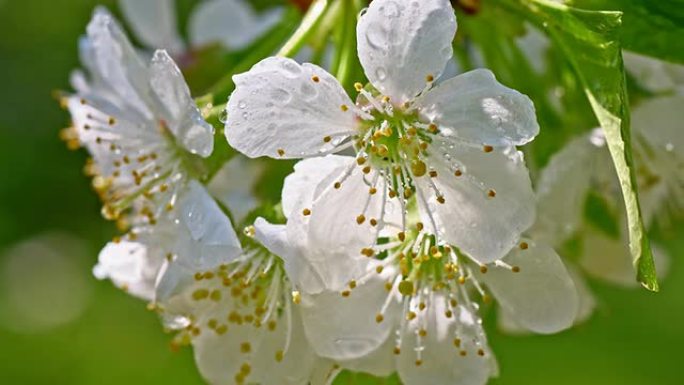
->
[189,0,282,50]
[337,336,396,378]
[174,180,242,270]
[118,0,185,54]
[299,267,400,360]
[479,241,578,334]
[416,69,540,147]
[254,218,326,294]
[531,134,598,245]
[357,0,457,102]
[418,144,536,263]
[397,299,493,385]
[251,309,318,385]
[150,50,214,157]
[309,360,342,385]
[208,156,261,223]
[566,264,597,325]
[307,157,394,260]
[85,7,153,120]
[282,155,351,219]
[225,57,356,159]
[94,241,163,301]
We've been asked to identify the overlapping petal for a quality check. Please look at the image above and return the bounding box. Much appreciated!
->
[150,50,214,156]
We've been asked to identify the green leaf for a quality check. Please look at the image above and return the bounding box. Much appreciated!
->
[573,0,684,64]
[496,0,658,291]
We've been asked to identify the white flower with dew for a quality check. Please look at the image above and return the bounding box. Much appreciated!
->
[64,7,214,223]
[118,0,282,55]
[225,0,539,265]
[253,154,578,385]
[93,180,243,302]
[157,217,336,385]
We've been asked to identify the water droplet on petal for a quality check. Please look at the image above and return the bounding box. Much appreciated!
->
[376,67,388,81]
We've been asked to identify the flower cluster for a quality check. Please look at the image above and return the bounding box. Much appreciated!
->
[59,0,682,384]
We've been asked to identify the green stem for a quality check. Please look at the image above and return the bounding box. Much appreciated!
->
[277,0,334,57]
[334,0,359,90]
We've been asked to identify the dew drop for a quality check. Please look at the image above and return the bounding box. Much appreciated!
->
[238,101,247,109]
[376,67,388,81]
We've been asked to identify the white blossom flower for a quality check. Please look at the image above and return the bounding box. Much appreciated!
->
[226,0,539,264]
[254,153,578,385]
[93,180,242,302]
[533,95,683,287]
[93,179,332,384]
[65,8,214,222]
[118,0,282,55]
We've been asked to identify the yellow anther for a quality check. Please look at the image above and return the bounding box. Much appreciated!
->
[240,342,251,353]
[354,82,364,91]
[419,328,427,337]
[398,280,414,296]
[437,196,445,204]
[458,276,466,285]
[415,359,423,366]
[334,181,342,189]
[428,124,438,133]
[348,280,357,289]
[411,159,427,177]
[453,338,461,347]
[108,117,116,125]
[512,266,521,273]
[292,291,301,304]
[429,170,438,178]
[361,248,375,257]
[460,350,468,357]
[340,104,349,112]
[377,144,389,157]
[419,302,427,311]
[376,265,384,274]
[210,290,222,301]
[398,231,406,241]
[192,289,210,300]
[478,349,485,357]
[215,325,228,335]
[406,311,417,321]
[369,187,377,195]
[356,157,367,165]
[311,75,320,83]
[370,218,378,227]
[275,350,284,362]
[323,136,332,143]
[483,145,494,153]
[393,347,401,355]
[277,148,285,156]
[362,166,371,174]
[445,310,453,318]
[356,214,366,225]
[416,222,424,231]
[403,189,413,199]
[382,96,391,103]
[454,169,463,177]
[480,265,488,274]
[426,74,435,82]
[519,242,529,250]
[375,314,384,323]
[302,208,311,216]
[268,320,277,331]
[487,189,497,198]
[341,290,351,297]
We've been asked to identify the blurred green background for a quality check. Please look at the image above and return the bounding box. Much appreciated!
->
[0,0,681,384]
